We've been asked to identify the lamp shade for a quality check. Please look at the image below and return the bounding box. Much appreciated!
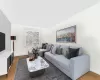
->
[11,36,16,40]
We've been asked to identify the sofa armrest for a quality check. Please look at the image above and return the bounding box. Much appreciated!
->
[70,54,90,80]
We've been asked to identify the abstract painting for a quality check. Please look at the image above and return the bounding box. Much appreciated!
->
[56,25,76,43]
[26,31,39,47]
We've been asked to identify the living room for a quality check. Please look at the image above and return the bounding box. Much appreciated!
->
[0,0,100,80]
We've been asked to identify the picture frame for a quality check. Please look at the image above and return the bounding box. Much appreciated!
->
[56,25,76,43]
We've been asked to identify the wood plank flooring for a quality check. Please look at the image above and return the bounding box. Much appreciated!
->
[0,56,28,80]
[78,72,100,80]
[0,56,100,80]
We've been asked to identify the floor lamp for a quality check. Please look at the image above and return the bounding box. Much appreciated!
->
[11,36,16,52]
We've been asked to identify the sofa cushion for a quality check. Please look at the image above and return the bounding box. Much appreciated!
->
[45,52,57,58]
[66,48,79,59]
[60,45,69,57]
[54,55,70,68]
[45,52,70,71]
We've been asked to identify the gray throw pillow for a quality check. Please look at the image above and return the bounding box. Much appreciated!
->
[56,47,62,55]
[50,45,54,53]
[51,46,57,54]
[51,45,60,54]
[47,44,53,51]
[60,46,69,57]
[46,44,50,51]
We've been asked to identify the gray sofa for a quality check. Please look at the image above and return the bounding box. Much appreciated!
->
[44,44,90,80]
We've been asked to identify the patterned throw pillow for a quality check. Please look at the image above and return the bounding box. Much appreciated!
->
[50,45,54,53]
[51,45,60,54]
[51,46,57,54]
[56,47,62,55]
[60,46,69,57]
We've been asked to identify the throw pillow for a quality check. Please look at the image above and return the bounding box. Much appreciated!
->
[66,48,79,59]
[61,46,69,57]
[56,47,62,55]
[70,46,83,55]
[46,44,50,51]
[42,43,48,49]
[50,45,54,53]
[46,44,53,51]
[51,45,60,54]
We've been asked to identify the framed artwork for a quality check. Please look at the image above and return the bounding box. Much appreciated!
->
[26,31,39,47]
[56,25,76,43]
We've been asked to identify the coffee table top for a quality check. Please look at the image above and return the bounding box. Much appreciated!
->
[26,56,49,72]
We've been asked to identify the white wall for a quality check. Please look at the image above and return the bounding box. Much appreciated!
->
[0,10,11,53]
[0,0,4,10]
[43,2,100,75]
[11,24,46,56]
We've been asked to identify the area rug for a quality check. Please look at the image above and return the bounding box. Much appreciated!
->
[14,58,71,80]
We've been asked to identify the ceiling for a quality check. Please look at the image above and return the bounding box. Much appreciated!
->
[0,0,100,28]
